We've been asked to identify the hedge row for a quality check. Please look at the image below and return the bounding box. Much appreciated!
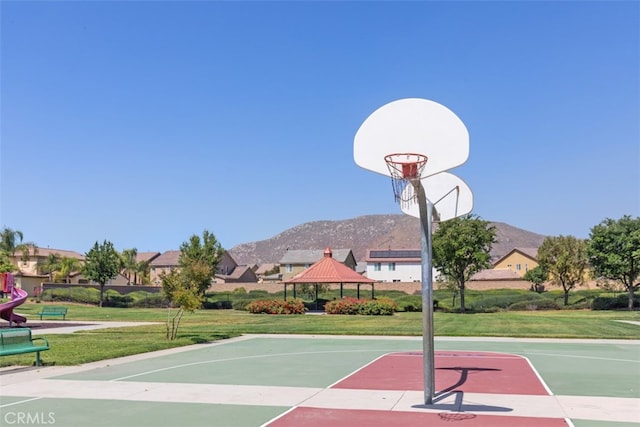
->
[592,294,639,310]
[245,299,306,314]
[40,287,168,308]
[324,297,397,315]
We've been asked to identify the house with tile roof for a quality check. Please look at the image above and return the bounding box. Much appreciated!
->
[279,248,357,281]
[11,247,84,276]
[254,263,281,282]
[8,246,138,296]
[492,247,539,277]
[149,250,257,285]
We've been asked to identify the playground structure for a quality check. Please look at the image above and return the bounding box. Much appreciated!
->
[0,272,28,326]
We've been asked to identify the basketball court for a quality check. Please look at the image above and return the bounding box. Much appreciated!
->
[3,100,638,426]
[2,333,639,427]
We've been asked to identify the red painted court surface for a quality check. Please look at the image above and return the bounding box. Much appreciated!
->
[270,407,570,427]
[334,351,550,395]
[268,351,569,427]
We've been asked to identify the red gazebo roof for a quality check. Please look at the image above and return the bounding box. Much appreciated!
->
[283,247,375,284]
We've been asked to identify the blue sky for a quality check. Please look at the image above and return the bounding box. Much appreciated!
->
[1,1,638,255]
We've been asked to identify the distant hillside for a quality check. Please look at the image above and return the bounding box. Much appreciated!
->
[229,214,546,265]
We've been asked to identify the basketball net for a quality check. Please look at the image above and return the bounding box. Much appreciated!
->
[384,153,428,209]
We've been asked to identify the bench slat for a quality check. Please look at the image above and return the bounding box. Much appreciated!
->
[0,329,50,366]
[37,307,68,320]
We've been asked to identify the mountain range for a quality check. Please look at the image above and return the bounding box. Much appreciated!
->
[228,214,546,265]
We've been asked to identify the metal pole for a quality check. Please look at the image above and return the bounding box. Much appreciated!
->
[415,181,435,405]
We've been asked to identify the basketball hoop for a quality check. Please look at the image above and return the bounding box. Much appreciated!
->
[384,153,428,208]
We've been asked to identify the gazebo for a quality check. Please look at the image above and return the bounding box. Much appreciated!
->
[282,247,376,310]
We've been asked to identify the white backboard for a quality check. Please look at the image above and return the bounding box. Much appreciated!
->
[400,172,473,222]
[354,98,469,179]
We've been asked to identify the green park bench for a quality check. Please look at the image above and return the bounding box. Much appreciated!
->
[37,306,68,320]
[0,328,50,366]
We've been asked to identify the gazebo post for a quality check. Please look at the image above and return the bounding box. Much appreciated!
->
[340,283,344,299]
[315,283,319,310]
[371,284,375,300]
[357,284,360,299]
[293,284,296,299]
[284,284,287,300]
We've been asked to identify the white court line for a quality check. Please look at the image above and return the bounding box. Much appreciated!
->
[0,396,44,408]
[112,349,398,381]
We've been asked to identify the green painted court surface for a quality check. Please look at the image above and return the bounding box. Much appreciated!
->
[2,335,639,427]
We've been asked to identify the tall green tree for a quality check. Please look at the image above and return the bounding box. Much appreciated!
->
[55,256,83,283]
[523,265,548,293]
[161,230,224,340]
[0,253,15,273]
[0,227,24,254]
[0,227,36,266]
[135,259,151,285]
[587,215,640,310]
[120,248,138,284]
[537,235,588,306]
[83,240,120,307]
[178,230,224,277]
[38,253,61,282]
[432,215,497,313]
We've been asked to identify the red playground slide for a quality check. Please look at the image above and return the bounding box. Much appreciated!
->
[0,272,28,326]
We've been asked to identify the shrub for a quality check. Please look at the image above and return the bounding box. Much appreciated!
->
[245,299,306,314]
[102,291,133,308]
[592,294,640,310]
[325,298,362,315]
[41,287,101,304]
[508,299,560,311]
[202,300,233,309]
[325,297,397,315]
[129,293,168,308]
[358,297,397,315]
[471,293,547,312]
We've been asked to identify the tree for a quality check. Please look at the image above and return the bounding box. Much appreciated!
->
[523,265,548,293]
[587,215,640,310]
[135,259,151,285]
[83,241,120,307]
[537,235,588,306]
[0,227,24,254]
[178,230,224,276]
[432,215,497,313]
[161,261,211,340]
[0,253,15,274]
[55,256,83,283]
[38,253,61,282]
[0,227,36,266]
[120,248,138,284]
[161,230,224,340]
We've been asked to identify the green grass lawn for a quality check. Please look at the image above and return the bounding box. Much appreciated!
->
[1,302,639,367]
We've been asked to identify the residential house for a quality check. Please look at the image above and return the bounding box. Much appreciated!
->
[279,248,357,281]
[11,247,84,277]
[254,263,281,283]
[9,246,136,295]
[493,248,539,277]
[149,250,181,285]
[364,249,430,283]
[131,252,161,284]
[9,247,85,296]
[149,250,257,285]
[214,251,258,283]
